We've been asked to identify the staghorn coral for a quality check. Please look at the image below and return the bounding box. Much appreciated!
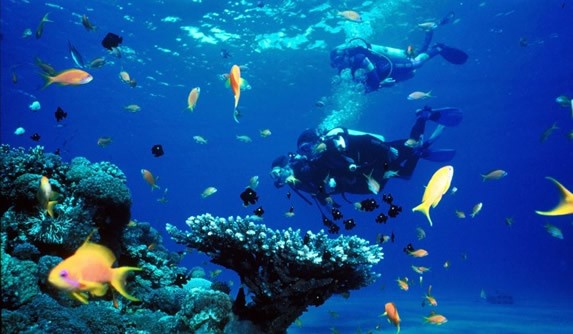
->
[166,214,383,334]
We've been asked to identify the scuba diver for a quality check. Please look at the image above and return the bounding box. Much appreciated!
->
[330,12,468,93]
[270,106,463,206]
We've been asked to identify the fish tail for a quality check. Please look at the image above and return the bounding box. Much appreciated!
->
[111,266,142,302]
[396,324,400,334]
[46,200,57,218]
[412,201,433,227]
[41,72,54,89]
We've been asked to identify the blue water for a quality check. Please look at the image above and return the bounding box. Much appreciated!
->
[2,0,573,332]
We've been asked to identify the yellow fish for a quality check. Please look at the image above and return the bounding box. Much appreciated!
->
[536,177,573,216]
[363,169,380,194]
[412,166,454,226]
[48,231,141,304]
[470,202,483,218]
[37,176,58,217]
[201,186,218,198]
[43,69,93,88]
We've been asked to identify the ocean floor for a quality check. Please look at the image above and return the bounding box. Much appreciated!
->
[288,295,573,333]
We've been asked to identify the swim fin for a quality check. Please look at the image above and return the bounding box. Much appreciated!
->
[418,148,456,162]
[437,44,468,64]
[429,107,463,126]
[439,12,456,26]
[416,107,463,127]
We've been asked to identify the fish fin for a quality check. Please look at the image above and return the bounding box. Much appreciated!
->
[412,202,433,226]
[46,200,57,218]
[111,266,142,302]
[240,78,249,89]
[40,72,54,89]
[78,279,108,296]
[535,177,573,216]
[71,291,89,304]
[224,78,231,88]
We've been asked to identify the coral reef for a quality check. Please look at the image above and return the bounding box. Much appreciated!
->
[167,214,383,334]
[1,144,383,334]
[0,145,231,333]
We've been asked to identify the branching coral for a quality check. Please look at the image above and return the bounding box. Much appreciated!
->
[167,214,383,334]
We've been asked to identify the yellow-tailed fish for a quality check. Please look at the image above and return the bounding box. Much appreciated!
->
[43,69,93,88]
[48,231,141,304]
[412,166,454,226]
[229,65,241,122]
[535,177,573,216]
[37,176,58,217]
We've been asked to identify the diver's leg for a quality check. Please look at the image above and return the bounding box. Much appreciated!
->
[418,30,433,54]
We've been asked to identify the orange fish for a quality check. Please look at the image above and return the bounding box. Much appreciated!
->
[407,248,429,258]
[229,65,241,123]
[396,277,409,291]
[425,285,438,306]
[187,87,200,111]
[36,176,58,217]
[141,169,160,190]
[338,10,362,22]
[43,69,93,88]
[48,231,141,304]
[424,312,448,325]
[382,302,401,334]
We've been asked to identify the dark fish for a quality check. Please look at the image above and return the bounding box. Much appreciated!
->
[220,49,231,58]
[288,206,294,213]
[388,204,402,218]
[375,213,387,224]
[151,144,164,157]
[54,148,61,155]
[81,15,96,31]
[240,187,258,206]
[331,208,343,220]
[54,106,67,122]
[403,243,415,254]
[30,133,41,142]
[343,218,356,230]
[253,206,264,217]
[382,193,393,204]
[391,232,395,243]
[35,57,57,76]
[36,13,52,39]
[101,32,123,50]
[286,191,291,199]
[256,1,265,8]
[68,41,85,68]
[322,214,340,234]
[359,198,379,212]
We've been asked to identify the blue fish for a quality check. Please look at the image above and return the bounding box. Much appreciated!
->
[68,41,85,68]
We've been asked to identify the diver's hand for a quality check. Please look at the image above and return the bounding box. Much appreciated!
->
[379,78,396,87]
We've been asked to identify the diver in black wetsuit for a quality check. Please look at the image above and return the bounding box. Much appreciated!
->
[330,12,468,93]
[270,107,463,204]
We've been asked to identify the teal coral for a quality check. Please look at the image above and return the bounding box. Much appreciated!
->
[167,214,383,334]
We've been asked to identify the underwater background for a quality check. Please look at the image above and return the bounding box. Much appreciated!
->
[1,0,573,333]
